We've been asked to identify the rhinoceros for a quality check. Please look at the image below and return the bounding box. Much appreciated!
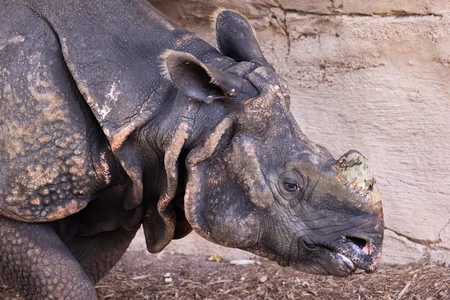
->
[0,0,383,299]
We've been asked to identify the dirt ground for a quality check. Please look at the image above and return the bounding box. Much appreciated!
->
[0,232,449,300]
[1,255,449,300]
[100,255,448,300]
[1,253,449,300]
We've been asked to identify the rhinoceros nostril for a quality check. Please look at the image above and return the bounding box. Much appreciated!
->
[346,236,368,254]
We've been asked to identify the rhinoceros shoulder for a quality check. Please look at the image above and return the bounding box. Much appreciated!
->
[0,4,108,222]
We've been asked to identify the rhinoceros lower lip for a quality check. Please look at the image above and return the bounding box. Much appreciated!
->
[334,252,356,271]
[330,247,377,274]
[303,241,359,274]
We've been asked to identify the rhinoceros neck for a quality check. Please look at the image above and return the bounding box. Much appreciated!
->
[29,0,227,148]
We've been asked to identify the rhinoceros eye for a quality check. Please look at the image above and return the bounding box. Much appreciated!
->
[283,180,299,192]
[278,171,304,200]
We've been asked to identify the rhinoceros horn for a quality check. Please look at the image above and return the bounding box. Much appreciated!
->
[334,151,382,214]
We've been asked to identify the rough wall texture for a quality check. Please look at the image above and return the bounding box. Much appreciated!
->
[150,0,450,265]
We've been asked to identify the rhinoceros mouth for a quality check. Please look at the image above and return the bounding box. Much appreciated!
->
[337,237,379,273]
[300,236,380,276]
[334,251,357,271]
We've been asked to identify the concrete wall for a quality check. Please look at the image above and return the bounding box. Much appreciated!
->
[150,0,450,265]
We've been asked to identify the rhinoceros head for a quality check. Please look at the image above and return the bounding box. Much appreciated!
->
[158,9,383,276]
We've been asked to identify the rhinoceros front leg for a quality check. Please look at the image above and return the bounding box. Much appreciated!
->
[62,226,139,284]
[0,216,97,300]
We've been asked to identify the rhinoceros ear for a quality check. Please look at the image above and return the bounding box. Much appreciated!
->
[212,9,271,67]
[161,50,258,102]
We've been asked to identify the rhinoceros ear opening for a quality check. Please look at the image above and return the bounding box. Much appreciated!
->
[160,50,258,103]
[212,9,271,67]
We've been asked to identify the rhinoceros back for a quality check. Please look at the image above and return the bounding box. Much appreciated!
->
[0,5,100,222]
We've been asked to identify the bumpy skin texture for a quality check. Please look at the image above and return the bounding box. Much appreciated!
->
[0,1,182,298]
[0,2,99,222]
[0,216,97,299]
[0,0,384,298]
[0,215,139,299]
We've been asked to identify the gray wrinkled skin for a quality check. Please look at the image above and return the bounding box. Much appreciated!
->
[0,1,383,299]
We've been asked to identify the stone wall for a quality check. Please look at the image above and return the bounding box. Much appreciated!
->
[150,0,450,264]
